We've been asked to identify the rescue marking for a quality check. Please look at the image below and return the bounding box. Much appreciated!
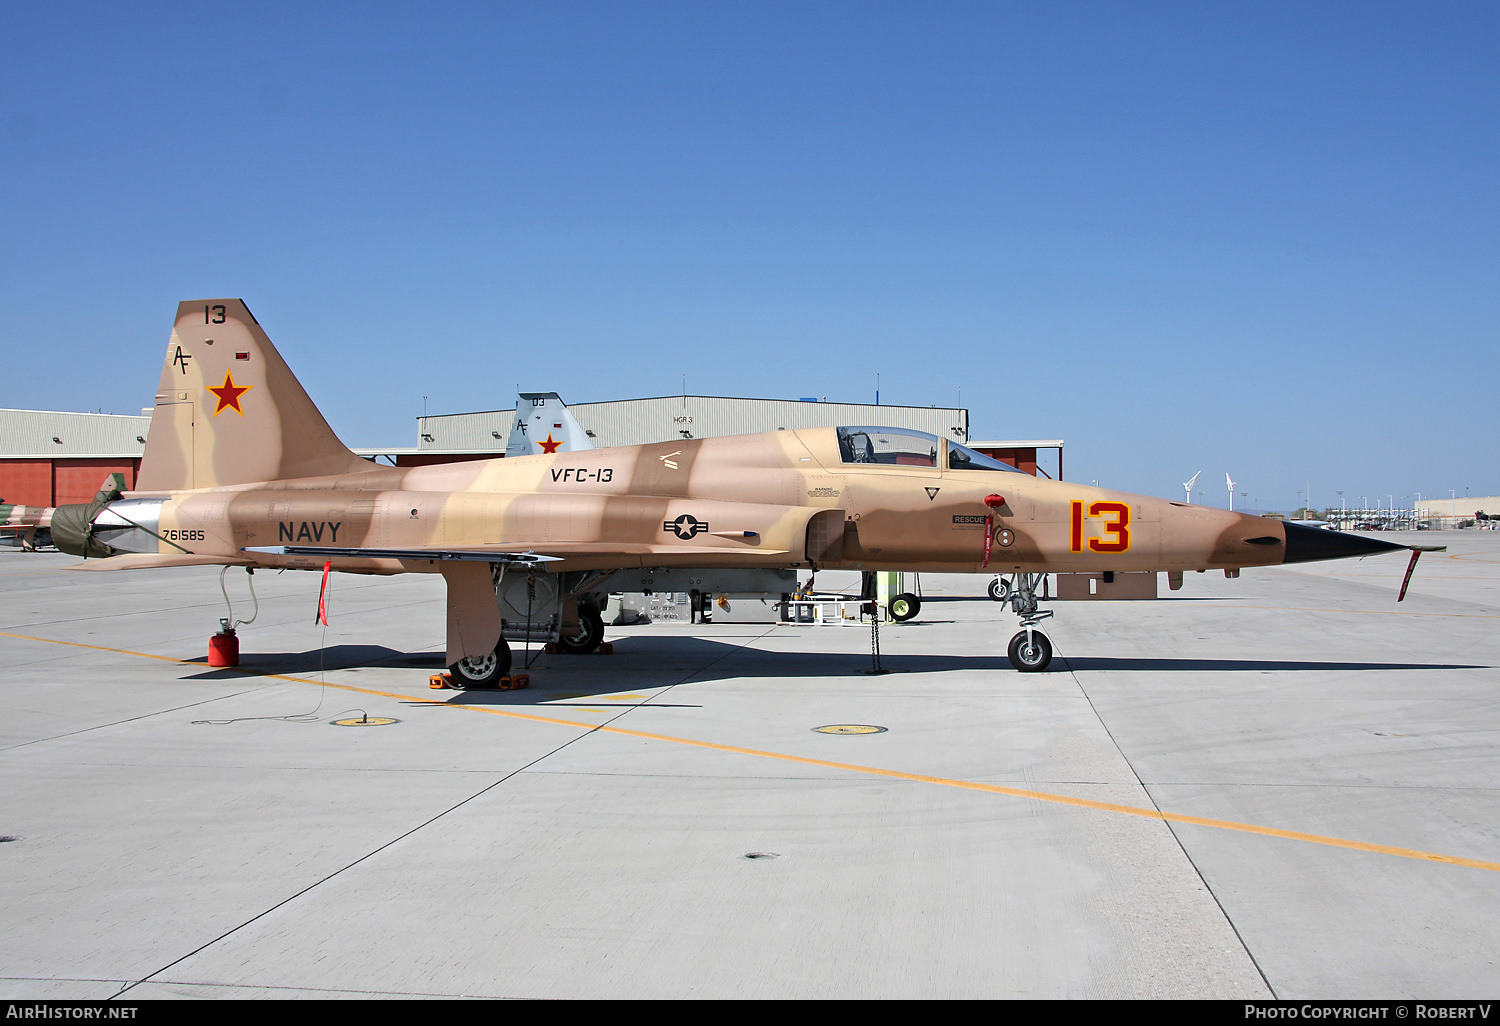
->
[925,488,940,500]
[6,628,1500,875]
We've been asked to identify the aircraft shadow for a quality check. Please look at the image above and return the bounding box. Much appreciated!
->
[179,645,443,680]
[174,640,1482,698]
[430,642,1017,705]
[908,594,1234,603]
[1059,656,1487,673]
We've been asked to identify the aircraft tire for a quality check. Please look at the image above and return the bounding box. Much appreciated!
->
[889,593,921,622]
[988,577,1010,602]
[449,639,513,688]
[1007,630,1052,672]
[556,607,605,655]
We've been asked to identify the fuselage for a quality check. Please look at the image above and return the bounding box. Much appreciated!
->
[109,425,1289,577]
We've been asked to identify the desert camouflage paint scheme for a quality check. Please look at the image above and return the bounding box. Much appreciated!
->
[55,300,1413,675]
[0,503,52,549]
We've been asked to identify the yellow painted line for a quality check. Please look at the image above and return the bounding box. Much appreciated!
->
[1227,605,1500,620]
[0,631,198,664]
[6,628,1500,875]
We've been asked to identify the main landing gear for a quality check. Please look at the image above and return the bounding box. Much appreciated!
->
[1005,573,1054,673]
[556,605,605,655]
[889,592,922,622]
[987,575,1012,603]
[449,639,514,688]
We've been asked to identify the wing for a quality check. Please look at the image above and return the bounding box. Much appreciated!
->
[246,541,789,564]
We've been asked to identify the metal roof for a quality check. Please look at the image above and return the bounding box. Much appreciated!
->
[416,395,970,452]
[969,439,1065,449]
[0,409,151,457]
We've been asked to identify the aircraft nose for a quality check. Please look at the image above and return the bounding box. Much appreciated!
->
[1281,521,1408,563]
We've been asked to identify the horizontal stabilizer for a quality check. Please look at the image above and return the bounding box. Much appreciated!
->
[66,553,255,572]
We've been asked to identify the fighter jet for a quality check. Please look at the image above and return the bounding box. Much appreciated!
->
[0,501,53,550]
[53,299,1429,680]
[3,474,130,551]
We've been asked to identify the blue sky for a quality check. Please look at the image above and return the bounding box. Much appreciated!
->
[2,1,1495,511]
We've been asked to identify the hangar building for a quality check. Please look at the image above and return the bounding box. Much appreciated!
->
[0,409,151,506]
[397,395,969,464]
[388,395,1061,478]
[0,397,1062,511]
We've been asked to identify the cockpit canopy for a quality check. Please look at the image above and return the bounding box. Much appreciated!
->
[835,427,1025,473]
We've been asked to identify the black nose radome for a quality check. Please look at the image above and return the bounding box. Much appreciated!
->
[1282,521,1408,564]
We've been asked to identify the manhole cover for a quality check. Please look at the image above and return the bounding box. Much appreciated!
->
[812,724,887,735]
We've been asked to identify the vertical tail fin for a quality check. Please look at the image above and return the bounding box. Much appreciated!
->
[505,391,594,456]
[135,300,371,491]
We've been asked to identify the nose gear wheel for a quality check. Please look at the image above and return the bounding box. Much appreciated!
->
[1005,573,1054,672]
[1008,630,1052,672]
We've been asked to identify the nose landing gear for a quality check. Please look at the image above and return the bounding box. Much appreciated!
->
[1007,629,1052,672]
[1006,573,1054,672]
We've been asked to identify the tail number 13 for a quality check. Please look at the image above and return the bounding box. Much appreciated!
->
[1071,500,1131,553]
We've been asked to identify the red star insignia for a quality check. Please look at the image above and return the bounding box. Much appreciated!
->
[207,370,252,416]
[538,433,562,454]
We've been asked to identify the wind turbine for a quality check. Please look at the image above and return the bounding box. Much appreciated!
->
[1183,471,1202,505]
[1226,472,1235,512]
